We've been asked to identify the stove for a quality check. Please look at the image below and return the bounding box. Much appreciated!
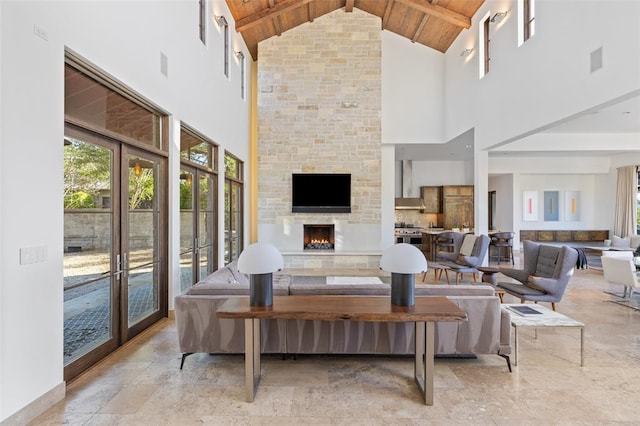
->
[395,228,423,249]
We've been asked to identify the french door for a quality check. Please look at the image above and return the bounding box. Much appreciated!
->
[63,124,166,380]
[179,166,217,292]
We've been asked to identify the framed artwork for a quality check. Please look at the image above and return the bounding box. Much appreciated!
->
[522,191,538,221]
[543,191,559,221]
[565,191,580,221]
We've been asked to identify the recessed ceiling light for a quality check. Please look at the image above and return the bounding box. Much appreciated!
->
[622,111,631,114]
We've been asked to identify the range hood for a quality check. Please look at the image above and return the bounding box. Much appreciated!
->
[394,197,425,210]
[395,160,425,210]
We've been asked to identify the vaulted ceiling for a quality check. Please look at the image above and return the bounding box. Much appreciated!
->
[225,0,485,60]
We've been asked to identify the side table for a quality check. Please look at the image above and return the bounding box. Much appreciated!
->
[477,266,504,302]
[478,266,500,285]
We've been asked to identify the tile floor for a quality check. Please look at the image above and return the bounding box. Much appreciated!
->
[33,262,640,425]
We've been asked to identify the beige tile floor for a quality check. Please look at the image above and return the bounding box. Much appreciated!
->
[33,260,640,425]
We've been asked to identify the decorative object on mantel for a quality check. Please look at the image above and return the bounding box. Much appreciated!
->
[380,243,427,306]
[237,242,284,307]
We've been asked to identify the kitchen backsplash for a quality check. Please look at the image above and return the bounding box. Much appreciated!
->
[394,211,442,228]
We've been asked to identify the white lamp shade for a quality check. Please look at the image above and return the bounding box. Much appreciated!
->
[380,243,427,274]
[237,242,284,274]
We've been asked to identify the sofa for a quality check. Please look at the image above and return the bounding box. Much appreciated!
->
[610,235,640,252]
[174,262,512,370]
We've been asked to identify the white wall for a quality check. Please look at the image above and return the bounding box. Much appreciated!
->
[382,31,444,144]
[489,174,514,234]
[0,0,250,421]
[411,160,474,187]
[446,0,640,149]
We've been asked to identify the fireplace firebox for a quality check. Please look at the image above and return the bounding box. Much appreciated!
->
[303,224,335,250]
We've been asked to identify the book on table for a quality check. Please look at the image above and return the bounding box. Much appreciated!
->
[506,305,544,316]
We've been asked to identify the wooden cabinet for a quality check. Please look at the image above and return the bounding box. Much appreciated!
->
[442,185,474,229]
[519,230,610,242]
[420,186,442,213]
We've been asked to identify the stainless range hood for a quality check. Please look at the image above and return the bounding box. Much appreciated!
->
[395,160,425,210]
[394,197,425,210]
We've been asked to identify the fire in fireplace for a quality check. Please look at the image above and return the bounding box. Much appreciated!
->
[303,224,335,250]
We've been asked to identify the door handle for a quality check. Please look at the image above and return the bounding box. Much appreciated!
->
[115,254,123,280]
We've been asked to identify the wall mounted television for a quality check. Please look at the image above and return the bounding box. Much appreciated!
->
[292,173,351,213]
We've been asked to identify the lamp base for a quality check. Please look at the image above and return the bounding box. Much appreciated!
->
[391,273,415,307]
[250,273,273,307]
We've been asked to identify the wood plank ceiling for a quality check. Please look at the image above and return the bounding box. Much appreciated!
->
[225,0,485,60]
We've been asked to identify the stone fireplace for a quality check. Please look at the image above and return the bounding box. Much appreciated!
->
[256,9,383,269]
[303,224,335,251]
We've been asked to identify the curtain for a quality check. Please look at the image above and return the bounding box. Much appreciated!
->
[613,165,638,237]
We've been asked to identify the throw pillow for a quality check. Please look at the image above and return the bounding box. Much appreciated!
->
[525,275,546,292]
[455,254,470,266]
[612,235,631,249]
[459,235,477,256]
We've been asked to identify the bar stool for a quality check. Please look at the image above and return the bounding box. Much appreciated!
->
[490,232,515,265]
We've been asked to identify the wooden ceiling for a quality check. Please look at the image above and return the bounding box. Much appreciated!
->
[225,0,485,60]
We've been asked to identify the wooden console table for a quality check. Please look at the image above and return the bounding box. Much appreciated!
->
[217,295,467,405]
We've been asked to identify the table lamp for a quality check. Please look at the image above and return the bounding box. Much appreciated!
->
[237,242,284,307]
[380,243,428,306]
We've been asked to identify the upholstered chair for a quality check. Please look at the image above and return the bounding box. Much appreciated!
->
[440,234,491,284]
[601,255,639,302]
[497,240,579,311]
[436,232,465,262]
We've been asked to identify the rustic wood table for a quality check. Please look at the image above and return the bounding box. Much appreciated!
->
[217,295,467,405]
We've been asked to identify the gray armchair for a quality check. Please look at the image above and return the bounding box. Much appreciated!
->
[440,234,491,284]
[497,240,579,311]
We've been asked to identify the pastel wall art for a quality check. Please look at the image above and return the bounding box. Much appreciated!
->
[543,191,559,221]
[522,191,538,221]
[565,191,580,221]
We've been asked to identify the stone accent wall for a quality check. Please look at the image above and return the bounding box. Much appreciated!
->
[257,8,382,265]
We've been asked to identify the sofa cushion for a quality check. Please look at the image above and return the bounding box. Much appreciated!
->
[630,235,640,250]
[498,281,546,296]
[289,283,390,296]
[414,284,495,297]
[187,263,290,295]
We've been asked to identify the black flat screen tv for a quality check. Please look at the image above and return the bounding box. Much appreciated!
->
[292,173,351,213]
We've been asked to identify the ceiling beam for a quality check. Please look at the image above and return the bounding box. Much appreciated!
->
[235,0,313,33]
[395,0,471,29]
[411,14,429,42]
[308,1,315,22]
[345,0,354,13]
[382,0,394,29]
[268,0,283,36]
[412,0,436,43]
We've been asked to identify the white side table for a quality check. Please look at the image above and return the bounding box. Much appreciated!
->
[503,304,584,367]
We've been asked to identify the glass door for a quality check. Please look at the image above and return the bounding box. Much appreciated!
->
[198,173,217,280]
[179,168,195,292]
[179,166,217,292]
[123,148,166,334]
[64,126,166,380]
[63,126,120,379]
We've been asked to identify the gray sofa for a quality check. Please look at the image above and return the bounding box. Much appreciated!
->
[174,262,512,370]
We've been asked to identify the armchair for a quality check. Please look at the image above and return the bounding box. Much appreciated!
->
[440,234,491,284]
[497,240,578,311]
[601,256,639,304]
